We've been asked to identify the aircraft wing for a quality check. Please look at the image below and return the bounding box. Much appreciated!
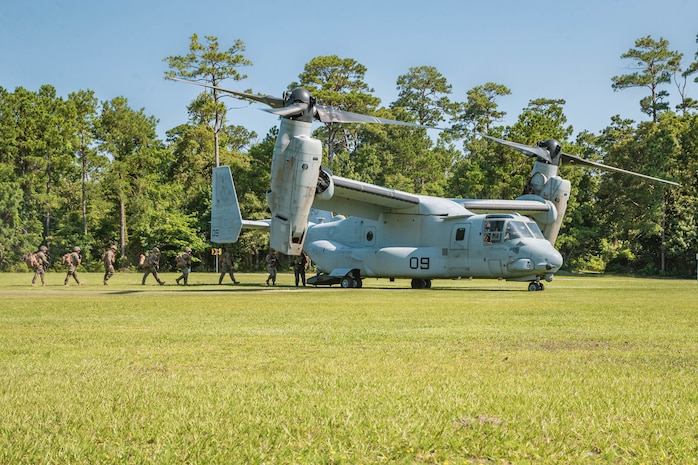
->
[453,197,553,216]
[313,176,420,220]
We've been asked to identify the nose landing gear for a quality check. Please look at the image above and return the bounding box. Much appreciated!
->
[528,280,545,292]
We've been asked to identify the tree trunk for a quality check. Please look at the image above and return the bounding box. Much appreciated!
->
[81,140,88,236]
[119,197,127,257]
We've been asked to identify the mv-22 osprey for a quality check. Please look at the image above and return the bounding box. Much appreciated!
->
[172,78,678,291]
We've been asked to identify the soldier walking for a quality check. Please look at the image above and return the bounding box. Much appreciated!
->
[141,247,165,285]
[64,246,83,286]
[265,249,279,286]
[292,252,310,287]
[218,246,240,285]
[175,247,193,285]
[31,245,50,287]
[102,244,117,285]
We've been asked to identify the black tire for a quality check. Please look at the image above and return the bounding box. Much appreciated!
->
[340,277,354,288]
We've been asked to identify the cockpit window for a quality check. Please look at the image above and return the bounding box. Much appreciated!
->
[504,221,533,241]
[526,220,545,239]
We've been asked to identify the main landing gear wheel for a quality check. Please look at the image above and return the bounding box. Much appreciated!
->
[528,281,545,292]
[411,279,432,289]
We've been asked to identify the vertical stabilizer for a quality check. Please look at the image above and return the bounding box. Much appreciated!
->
[211,166,243,243]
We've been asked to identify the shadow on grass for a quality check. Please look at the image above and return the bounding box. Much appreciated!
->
[108,282,527,294]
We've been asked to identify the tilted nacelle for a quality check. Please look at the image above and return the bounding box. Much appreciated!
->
[522,161,571,245]
[267,119,322,255]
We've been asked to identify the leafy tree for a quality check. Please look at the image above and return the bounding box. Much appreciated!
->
[454,98,572,200]
[95,96,171,260]
[554,131,604,271]
[393,66,453,127]
[446,83,511,198]
[611,35,683,122]
[676,34,698,114]
[292,55,379,166]
[164,34,252,167]
[596,118,678,273]
[0,180,43,268]
[65,90,102,236]
[662,112,698,275]
[450,82,511,136]
[352,106,456,195]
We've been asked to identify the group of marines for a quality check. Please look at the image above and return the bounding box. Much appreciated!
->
[29,244,229,287]
[29,244,313,287]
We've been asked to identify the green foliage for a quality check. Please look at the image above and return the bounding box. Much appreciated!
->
[611,35,683,122]
[393,65,453,127]
[293,55,379,166]
[2,37,698,277]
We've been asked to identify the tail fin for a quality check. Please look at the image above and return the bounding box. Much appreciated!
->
[211,166,243,243]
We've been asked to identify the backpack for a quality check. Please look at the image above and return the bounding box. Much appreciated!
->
[61,253,71,266]
[139,253,148,269]
[24,253,39,270]
[175,253,186,269]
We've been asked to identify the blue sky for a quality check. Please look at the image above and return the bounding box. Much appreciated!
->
[2,0,697,142]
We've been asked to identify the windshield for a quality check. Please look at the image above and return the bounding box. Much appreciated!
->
[502,220,546,241]
[504,221,532,241]
[526,220,545,239]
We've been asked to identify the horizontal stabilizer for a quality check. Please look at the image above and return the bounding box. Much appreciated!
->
[243,219,271,229]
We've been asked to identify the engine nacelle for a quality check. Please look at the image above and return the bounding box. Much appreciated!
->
[267,119,322,255]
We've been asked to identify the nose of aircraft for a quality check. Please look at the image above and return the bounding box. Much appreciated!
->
[531,241,563,273]
[546,247,563,272]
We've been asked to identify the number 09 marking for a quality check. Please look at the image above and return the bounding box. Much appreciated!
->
[409,257,430,270]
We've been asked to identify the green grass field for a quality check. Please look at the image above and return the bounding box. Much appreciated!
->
[1,271,696,464]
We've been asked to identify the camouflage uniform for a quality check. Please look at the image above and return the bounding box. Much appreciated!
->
[265,250,279,286]
[292,252,309,287]
[175,247,193,285]
[102,245,117,285]
[64,246,83,286]
[142,247,165,285]
[218,246,239,285]
[32,245,49,287]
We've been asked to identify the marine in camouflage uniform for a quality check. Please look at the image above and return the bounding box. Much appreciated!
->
[141,247,165,286]
[102,244,117,285]
[32,245,50,287]
[292,252,310,287]
[265,249,279,286]
[175,247,193,285]
[64,246,83,286]
[218,246,240,285]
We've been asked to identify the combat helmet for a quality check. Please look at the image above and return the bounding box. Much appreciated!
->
[74,246,81,253]
[40,245,48,252]
[185,247,192,253]
[152,247,160,253]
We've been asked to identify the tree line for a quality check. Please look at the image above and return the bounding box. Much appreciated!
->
[1,33,697,276]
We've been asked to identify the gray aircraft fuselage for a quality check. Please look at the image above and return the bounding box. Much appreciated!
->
[305,207,562,282]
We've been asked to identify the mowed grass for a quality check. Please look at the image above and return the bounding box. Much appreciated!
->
[0,272,696,464]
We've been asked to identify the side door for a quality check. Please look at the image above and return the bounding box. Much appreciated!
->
[448,223,470,275]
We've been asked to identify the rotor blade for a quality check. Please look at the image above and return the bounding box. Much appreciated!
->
[314,104,438,129]
[263,102,309,118]
[483,135,552,163]
[168,77,285,108]
[561,153,679,186]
